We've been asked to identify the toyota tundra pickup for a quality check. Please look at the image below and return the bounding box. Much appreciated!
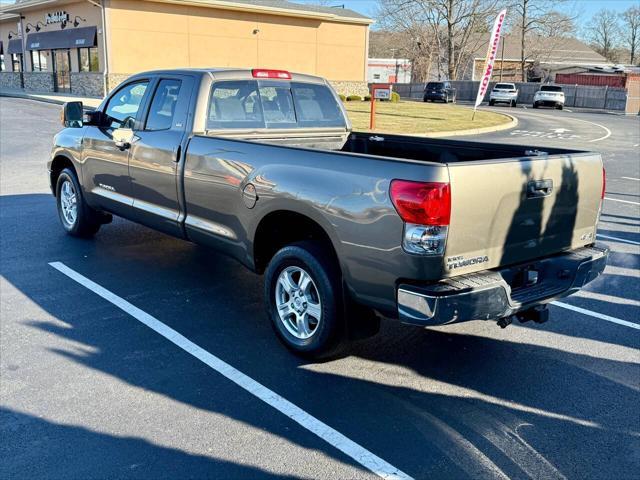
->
[49,68,608,357]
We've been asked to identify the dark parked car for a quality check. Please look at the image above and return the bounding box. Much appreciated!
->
[423,81,456,103]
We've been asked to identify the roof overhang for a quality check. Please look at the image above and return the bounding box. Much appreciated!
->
[1,0,374,25]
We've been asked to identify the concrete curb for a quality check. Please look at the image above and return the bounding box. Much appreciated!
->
[419,111,517,138]
[367,110,518,138]
[0,91,101,109]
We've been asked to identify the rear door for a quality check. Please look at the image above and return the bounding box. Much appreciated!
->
[128,74,195,237]
[443,153,603,275]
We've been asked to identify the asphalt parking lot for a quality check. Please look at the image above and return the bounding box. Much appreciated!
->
[1,97,638,480]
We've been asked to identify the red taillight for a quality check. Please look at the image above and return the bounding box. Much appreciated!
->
[251,69,291,80]
[390,180,451,226]
[601,166,606,200]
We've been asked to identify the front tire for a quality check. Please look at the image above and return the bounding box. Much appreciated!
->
[557,104,563,110]
[264,241,346,359]
[533,102,539,109]
[55,168,101,237]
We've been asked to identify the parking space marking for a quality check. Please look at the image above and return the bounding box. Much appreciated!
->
[597,233,640,246]
[604,197,640,206]
[621,177,640,181]
[48,262,412,480]
[552,301,640,330]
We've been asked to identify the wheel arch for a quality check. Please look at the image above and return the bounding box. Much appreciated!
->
[50,154,78,196]
[252,209,341,275]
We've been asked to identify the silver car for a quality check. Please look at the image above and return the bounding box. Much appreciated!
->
[489,83,518,107]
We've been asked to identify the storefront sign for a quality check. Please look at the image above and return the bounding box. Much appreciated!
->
[45,11,70,25]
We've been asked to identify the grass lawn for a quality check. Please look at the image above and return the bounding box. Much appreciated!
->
[343,100,511,134]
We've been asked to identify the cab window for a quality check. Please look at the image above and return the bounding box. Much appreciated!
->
[145,79,182,131]
[105,81,149,129]
[207,81,264,129]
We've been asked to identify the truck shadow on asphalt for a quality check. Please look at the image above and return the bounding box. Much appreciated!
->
[1,193,638,479]
[0,408,301,480]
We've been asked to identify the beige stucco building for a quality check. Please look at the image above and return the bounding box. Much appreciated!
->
[0,0,371,97]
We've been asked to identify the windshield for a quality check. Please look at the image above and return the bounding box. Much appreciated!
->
[494,83,515,90]
[540,85,563,92]
[207,80,346,130]
[426,82,444,90]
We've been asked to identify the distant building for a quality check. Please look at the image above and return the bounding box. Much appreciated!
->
[0,0,372,97]
[468,35,609,82]
[367,58,412,84]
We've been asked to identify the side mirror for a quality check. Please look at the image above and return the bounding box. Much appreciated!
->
[61,101,84,128]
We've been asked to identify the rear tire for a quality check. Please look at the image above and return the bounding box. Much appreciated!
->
[557,104,563,110]
[489,100,495,106]
[533,102,539,109]
[55,168,101,238]
[264,241,346,359]
[511,100,517,107]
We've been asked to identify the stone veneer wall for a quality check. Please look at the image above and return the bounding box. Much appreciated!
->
[0,72,24,90]
[71,73,105,97]
[106,74,132,93]
[23,72,55,92]
[108,75,369,98]
[329,81,369,97]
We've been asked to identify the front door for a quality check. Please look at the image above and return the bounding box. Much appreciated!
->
[53,49,71,93]
[82,79,152,217]
[128,75,194,237]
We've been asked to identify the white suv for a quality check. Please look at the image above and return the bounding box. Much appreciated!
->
[489,83,518,107]
[533,85,565,110]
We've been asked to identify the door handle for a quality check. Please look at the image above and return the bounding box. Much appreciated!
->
[115,140,130,150]
[527,179,553,198]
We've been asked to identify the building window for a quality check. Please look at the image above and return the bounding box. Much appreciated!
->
[78,47,99,72]
[0,54,5,72]
[31,50,48,72]
[373,73,380,80]
[11,53,23,72]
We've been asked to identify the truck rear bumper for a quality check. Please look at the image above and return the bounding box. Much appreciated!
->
[397,245,608,326]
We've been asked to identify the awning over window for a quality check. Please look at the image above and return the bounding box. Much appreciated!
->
[7,39,23,55]
[27,26,97,51]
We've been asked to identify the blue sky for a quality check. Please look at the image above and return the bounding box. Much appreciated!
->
[296,0,640,25]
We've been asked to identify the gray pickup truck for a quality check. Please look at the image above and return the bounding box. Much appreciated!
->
[50,68,608,357]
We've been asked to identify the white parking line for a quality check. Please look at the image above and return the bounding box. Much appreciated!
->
[552,301,640,330]
[604,197,640,206]
[621,177,640,181]
[48,261,412,480]
[597,233,640,246]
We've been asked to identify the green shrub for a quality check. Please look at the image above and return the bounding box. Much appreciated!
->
[338,94,346,102]
[390,91,400,103]
[346,95,363,101]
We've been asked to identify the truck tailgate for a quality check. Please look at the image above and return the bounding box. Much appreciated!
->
[444,153,603,276]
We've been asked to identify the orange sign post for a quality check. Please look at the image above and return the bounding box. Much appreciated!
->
[369,83,391,130]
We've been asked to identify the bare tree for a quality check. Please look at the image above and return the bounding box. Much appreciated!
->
[378,0,500,80]
[620,6,640,64]
[585,9,620,62]
[509,0,576,81]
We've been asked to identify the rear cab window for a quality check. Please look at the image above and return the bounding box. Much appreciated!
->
[540,85,563,92]
[494,83,515,90]
[426,82,443,90]
[207,80,345,130]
